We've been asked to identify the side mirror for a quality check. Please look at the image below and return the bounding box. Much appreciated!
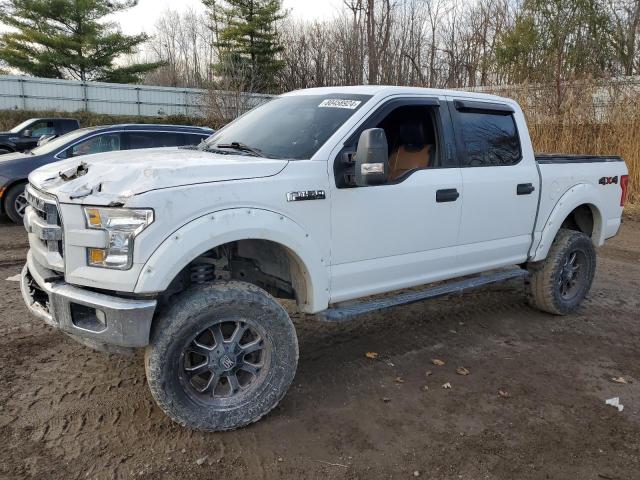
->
[23,129,33,138]
[355,128,388,186]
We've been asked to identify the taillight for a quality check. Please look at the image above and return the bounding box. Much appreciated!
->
[620,174,629,207]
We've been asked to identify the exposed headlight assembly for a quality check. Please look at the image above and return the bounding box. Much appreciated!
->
[83,207,154,270]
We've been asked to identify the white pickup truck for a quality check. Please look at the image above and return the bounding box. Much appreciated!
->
[20,86,629,431]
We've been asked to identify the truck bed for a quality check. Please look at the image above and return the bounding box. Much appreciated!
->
[535,154,624,164]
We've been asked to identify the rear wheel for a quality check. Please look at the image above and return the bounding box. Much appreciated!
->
[145,281,298,431]
[527,228,596,315]
[4,182,28,223]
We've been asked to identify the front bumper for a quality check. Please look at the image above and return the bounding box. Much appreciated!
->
[20,252,157,348]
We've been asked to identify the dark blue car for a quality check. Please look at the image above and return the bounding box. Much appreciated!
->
[0,123,213,222]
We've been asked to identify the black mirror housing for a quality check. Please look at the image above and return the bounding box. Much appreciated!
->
[355,128,388,186]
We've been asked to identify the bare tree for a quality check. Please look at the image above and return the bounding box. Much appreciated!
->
[136,0,640,96]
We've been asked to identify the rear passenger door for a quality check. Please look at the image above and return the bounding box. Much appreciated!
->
[448,97,539,271]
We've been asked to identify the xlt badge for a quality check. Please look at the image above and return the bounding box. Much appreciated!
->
[286,190,326,202]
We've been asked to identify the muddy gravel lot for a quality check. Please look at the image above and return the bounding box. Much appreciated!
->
[0,214,639,480]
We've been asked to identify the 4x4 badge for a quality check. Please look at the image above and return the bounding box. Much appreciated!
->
[599,176,618,185]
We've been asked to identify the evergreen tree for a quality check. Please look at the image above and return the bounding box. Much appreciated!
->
[204,0,286,92]
[0,0,161,82]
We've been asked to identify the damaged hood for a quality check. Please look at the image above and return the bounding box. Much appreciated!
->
[28,147,289,204]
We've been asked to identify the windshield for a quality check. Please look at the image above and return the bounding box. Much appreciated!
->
[204,94,372,159]
[9,120,34,133]
[30,127,98,155]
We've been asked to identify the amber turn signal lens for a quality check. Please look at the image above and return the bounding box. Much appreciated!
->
[88,248,106,264]
[85,208,102,227]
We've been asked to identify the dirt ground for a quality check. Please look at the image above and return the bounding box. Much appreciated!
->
[0,214,639,480]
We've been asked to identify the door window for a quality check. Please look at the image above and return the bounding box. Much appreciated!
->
[455,111,521,167]
[68,133,121,157]
[29,121,55,137]
[336,103,441,187]
[376,106,439,181]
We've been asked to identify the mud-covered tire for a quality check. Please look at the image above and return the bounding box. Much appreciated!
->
[4,182,27,223]
[144,281,298,431]
[526,228,596,315]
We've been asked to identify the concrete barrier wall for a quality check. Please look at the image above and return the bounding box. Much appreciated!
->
[0,75,272,118]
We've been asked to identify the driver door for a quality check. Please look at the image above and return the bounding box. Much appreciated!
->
[19,120,55,150]
[328,97,463,303]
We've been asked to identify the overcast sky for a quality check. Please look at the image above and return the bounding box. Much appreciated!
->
[0,1,346,35]
[109,0,345,35]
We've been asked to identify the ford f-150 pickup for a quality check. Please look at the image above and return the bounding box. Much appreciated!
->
[19,86,629,431]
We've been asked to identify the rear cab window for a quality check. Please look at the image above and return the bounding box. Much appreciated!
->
[450,99,522,167]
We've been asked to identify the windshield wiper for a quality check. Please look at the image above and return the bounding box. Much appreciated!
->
[189,144,236,155]
[215,142,265,157]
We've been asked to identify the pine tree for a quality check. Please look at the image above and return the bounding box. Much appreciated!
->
[205,0,286,92]
[0,0,161,83]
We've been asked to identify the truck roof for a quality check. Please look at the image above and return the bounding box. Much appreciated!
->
[283,85,515,105]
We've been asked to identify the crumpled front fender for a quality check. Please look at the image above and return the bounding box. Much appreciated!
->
[134,207,329,313]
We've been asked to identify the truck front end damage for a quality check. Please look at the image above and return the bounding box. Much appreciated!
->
[20,183,157,351]
[19,145,292,353]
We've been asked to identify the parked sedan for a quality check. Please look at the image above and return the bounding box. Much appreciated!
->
[0,123,213,222]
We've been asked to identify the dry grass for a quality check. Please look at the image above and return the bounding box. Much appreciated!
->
[529,119,639,204]
[0,109,215,133]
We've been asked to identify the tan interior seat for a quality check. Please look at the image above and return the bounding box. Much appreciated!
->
[388,123,431,181]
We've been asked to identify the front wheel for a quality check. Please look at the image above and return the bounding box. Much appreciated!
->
[145,281,299,431]
[4,182,28,223]
[526,228,596,315]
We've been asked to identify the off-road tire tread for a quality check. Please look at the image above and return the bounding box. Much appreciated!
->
[526,228,596,315]
[145,281,299,431]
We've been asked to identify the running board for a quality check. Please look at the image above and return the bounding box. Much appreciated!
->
[318,268,528,322]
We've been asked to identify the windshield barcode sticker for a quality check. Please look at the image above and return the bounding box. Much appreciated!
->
[319,99,362,109]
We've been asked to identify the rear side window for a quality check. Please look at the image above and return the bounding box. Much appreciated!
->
[182,133,208,146]
[125,131,183,149]
[456,111,521,167]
